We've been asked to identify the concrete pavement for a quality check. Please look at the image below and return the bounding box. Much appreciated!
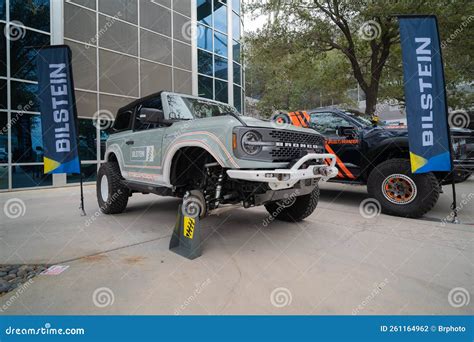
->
[0,178,472,315]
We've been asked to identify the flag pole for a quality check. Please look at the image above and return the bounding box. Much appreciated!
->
[435,16,458,224]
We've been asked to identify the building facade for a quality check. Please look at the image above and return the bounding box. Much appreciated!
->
[0,0,243,191]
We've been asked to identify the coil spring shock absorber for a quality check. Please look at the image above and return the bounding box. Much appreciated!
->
[214,169,225,208]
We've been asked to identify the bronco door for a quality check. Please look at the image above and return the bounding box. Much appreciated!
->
[122,96,166,185]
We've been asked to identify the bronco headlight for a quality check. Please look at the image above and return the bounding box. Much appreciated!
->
[241,131,263,155]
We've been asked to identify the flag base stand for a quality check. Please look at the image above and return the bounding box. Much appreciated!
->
[169,205,202,260]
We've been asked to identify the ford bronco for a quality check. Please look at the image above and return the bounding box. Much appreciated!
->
[96,92,338,221]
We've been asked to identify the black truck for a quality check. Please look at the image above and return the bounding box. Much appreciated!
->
[305,109,474,218]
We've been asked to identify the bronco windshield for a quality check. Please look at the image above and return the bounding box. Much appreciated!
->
[166,94,240,120]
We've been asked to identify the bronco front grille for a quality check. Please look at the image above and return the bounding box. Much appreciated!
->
[268,130,325,162]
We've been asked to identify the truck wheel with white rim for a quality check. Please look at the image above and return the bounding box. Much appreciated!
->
[264,184,320,222]
[97,162,129,214]
[367,158,440,218]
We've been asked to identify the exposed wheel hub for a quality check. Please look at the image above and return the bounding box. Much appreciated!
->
[100,174,109,202]
[381,174,417,205]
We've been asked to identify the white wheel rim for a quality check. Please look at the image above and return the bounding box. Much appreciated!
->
[381,173,417,205]
[100,174,109,202]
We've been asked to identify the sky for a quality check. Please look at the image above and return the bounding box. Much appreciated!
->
[242,1,267,33]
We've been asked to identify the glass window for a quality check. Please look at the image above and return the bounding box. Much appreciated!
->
[232,0,240,14]
[233,85,241,113]
[0,165,7,189]
[99,50,139,96]
[11,81,39,112]
[310,112,352,135]
[233,62,241,85]
[214,31,227,57]
[173,41,191,71]
[67,0,96,10]
[64,3,96,43]
[173,12,191,44]
[197,24,212,51]
[0,23,5,76]
[0,0,5,20]
[12,165,52,189]
[11,113,43,163]
[232,40,240,63]
[197,0,212,26]
[99,94,135,117]
[10,30,50,81]
[67,163,97,184]
[75,90,98,119]
[215,79,228,103]
[10,0,50,32]
[213,1,227,33]
[111,109,132,133]
[214,55,228,80]
[140,29,172,65]
[140,60,172,96]
[174,0,191,17]
[99,0,137,24]
[233,12,240,41]
[198,75,213,99]
[167,94,237,119]
[99,15,138,55]
[0,113,7,162]
[140,0,171,36]
[100,126,113,160]
[0,79,6,110]
[198,49,213,76]
[77,119,97,161]
[66,39,97,91]
[174,69,192,95]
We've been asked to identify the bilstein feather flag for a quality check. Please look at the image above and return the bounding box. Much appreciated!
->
[398,15,452,173]
[36,45,80,174]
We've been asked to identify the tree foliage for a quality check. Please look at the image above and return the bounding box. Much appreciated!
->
[245,0,474,116]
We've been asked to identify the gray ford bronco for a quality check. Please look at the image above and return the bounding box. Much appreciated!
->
[97,92,338,221]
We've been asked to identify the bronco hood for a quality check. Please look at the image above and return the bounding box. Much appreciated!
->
[239,116,316,134]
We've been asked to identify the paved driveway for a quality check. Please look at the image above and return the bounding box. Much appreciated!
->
[0,178,472,315]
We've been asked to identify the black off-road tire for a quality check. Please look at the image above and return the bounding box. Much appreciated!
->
[97,162,129,214]
[367,158,440,218]
[264,185,320,222]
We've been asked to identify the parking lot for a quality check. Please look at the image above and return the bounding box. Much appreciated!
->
[0,178,472,315]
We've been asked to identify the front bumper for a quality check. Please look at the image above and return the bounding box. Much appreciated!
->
[226,153,338,190]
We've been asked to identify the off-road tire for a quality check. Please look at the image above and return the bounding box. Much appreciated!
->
[367,158,440,218]
[97,162,129,214]
[264,184,320,222]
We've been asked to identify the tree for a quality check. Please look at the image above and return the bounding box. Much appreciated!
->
[246,0,474,115]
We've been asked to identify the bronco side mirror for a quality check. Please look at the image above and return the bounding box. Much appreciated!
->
[139,108,165,124]
[337,126,356,138]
